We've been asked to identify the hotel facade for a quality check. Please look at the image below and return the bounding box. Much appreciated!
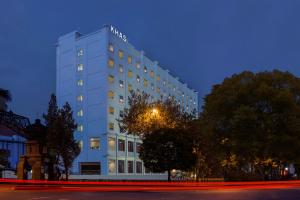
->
[56,25,198,179]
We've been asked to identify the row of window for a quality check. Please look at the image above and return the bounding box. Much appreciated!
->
[79,137,141,153]
[109,159,144,174]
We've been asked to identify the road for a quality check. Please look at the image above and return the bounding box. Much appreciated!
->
[1,189,300,200]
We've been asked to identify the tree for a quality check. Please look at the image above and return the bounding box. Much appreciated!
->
[119,91,194,136]
[0,149,10,177]
[201,70,300,180]
[140,128,197,182]
[44,94,80,180]
[0,88,12,111]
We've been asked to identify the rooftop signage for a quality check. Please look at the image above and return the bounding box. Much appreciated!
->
[110,25,127,42]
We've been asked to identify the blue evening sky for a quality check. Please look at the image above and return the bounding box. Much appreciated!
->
[0,0,299,121]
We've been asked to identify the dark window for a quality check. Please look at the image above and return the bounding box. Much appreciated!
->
[128,161,133,173]
[136,161,142,173]
[118,160,125,173]
[80,162,101,175]
[128,141,134,152]
[136,143,142,153]
[118,139,125,151]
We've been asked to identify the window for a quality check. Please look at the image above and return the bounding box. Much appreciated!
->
[136,75,140,83]
[77,49,84,57]
[77,125,83,132]
[136,62,140,69]
[128,56,132,64]
[119,110,124,118]
[80,162,100,175]
[150,70,154,77]
[128,141,134,152]
[128,84,133,92]
[108,43,114,52]
[119,80,124,88]
[157,75,161,81]
[118,139,125,151]
[144,66,147,73]
[77,109,83,117]
[156,87,160,94]
[128,70,133,78]
[128,161,133,173]
[108,91,114,99]
[119,95,124,103]
[136,143,142,153]
[79,140,83,150]
[136,161,142,173]
[118,160,125,173]
[118,50,124,59]
[108,137,116,151]
[144,79,148,87]
[108,75,114,83]
[90,137,100,150]
[163,80,166,86]
[109,106,114,115]
[77,95,84,102]
[109,122,114,131]
[119,65,123,73]
[151,83,154,91]
[109,159,116,173]
[108,58,114,68]
[77,79,83,86]
[77,64,84,71]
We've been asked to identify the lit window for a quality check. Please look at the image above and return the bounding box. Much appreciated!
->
[150,71,154,77]
[144,66,147,73]
[119,65,123,73]
[108,58,114,68]
[144,79,148,87]
[163,80,166,86]
[77,109,83,117]
[77,95,84,102]
[108,138,116,151]
[194,101,196,105]
[77,125,83,132]
[109,106,114,115]
[136,75,140,83]
[136,143,142,153]
[128,141,134,152]
[128,160,133,173]
[77,49,84,57]
[118,50,124,59]
[128,70,133,78]
[119,95,124,103]
[77,79,83,86]
[136,161,142,173]
[119,80,124,88]
[77,64,84,71]
[108,91,114,99]
[90,137,100,150]
[109,122,114,131]
[109,159,116,173]
[118,160,125,173]
[128,56,132,64]
[118,139,125,151]
[119,110,124,118]
[79,140,83,150]
[182,93,185,97]
[136,62,140,69]
[128,84,133,92]
[108,43,114,52]
[108,75,114,83]
[157,75,161,81]
[156,87,160,93]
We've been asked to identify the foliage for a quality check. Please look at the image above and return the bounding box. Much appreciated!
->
[43,94,80,180]
[140,128,197,182]
[0,149,10,169]
[119,91,195,136]
[0,88,11,111]
[201,70,300,180]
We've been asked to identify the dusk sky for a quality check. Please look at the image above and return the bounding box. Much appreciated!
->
[1,0,300,121]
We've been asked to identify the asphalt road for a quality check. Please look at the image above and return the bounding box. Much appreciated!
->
[1,189,300,200]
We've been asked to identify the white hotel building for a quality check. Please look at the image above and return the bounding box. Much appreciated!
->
[56,25,198,179]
